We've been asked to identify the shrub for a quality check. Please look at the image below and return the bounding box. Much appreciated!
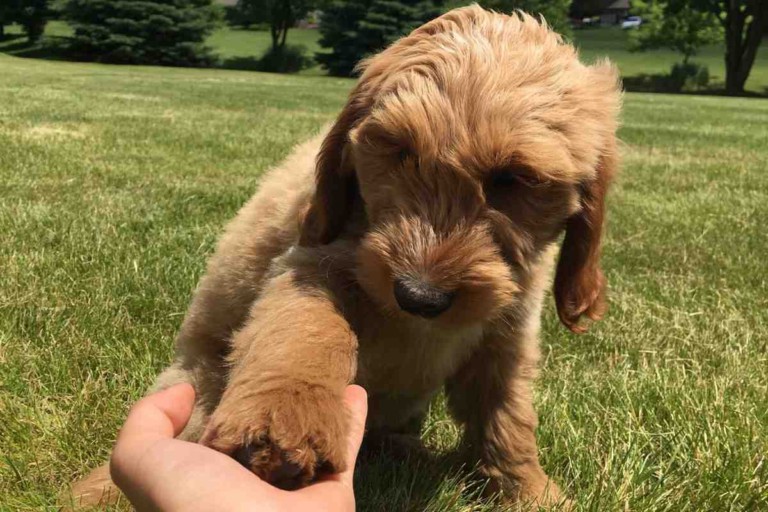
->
[65,0,221,66]
[668,62,710,92]
[257,44,310,73]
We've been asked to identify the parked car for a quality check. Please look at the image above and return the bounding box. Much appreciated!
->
[621,16,642,29]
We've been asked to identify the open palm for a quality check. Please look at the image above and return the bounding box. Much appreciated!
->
[110,383,368,512]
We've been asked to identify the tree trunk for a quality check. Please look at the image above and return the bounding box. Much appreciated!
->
[723,0,767,95]
[270,24,279,50]
[280,21,288,48]
[279,0,291,49]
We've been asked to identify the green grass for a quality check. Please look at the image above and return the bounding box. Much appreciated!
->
[1,50,767,511]
[209,25,324,58]
[2,21,767,91]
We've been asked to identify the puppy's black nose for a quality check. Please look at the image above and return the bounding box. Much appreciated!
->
[393,278,453,318]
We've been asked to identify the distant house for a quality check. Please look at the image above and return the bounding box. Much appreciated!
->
[600,0,630,26]
[297,10,322,29]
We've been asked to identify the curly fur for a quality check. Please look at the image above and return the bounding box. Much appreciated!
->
[69,5,621,509]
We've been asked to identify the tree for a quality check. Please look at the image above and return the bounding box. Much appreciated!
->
[65,0,221,66]
[478,0,572,38]
[569,0,608,19]
[16,0,49,42]
[629,0,722,65]
[0,3,15,39]
[235,0,313,50]
[1,0,50,42]
[317,0,441,76]
[315,0,369,76]
[695,0,768,95]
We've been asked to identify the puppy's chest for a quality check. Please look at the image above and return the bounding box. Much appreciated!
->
[353,319,483,395]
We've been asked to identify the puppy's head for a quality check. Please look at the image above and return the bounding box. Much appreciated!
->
[300,6,621,331]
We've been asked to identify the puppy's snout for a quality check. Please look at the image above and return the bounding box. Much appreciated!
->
[394,278,454,318]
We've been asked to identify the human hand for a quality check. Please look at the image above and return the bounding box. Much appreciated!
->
[110,383,368,512]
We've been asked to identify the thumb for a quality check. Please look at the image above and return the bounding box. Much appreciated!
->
[118,383,196,442]
[110,383,196,497]
[338,384,368,488]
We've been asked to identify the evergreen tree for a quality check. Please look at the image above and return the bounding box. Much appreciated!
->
[65,0,221,66]
[479,0,572,37]
[317,0,440,77]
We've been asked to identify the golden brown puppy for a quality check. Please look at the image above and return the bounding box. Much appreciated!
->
[71,5,621,508]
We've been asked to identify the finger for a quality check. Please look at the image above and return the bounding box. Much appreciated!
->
[118,383,196,442]
[337,384,368,487]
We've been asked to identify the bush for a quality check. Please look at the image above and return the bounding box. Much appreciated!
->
[622,62,711,94]
[65,0,221,66]
[257,44,310,73]
[668,62,710,92]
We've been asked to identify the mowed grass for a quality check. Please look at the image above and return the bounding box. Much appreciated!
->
[1,52,767,511]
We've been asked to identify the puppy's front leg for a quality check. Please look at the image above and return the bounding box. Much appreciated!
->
[201,269,358,489]
[446,328,565,508]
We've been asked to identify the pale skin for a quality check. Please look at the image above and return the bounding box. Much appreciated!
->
[110,383,368,512]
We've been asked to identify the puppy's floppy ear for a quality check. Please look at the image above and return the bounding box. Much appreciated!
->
[299,86,371,247]
[554,136,618,333]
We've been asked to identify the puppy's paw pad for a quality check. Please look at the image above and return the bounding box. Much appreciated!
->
[201,384,348,488]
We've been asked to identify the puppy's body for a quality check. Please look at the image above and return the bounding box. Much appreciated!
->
[71,6,621,508]
[155,134,524,432]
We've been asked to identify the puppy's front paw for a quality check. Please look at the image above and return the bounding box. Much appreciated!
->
[201,382,348,490]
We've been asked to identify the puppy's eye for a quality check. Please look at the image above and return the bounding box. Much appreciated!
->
[490,171,546,188]
[398,149,418,168]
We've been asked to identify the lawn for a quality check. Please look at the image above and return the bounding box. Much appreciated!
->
[2,20,767,91]
[1,49,767,512]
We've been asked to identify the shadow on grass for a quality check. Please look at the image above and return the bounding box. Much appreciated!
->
[354,440,496,512]
[623,73,768,98]
[221,56,264,72]
[0,35,72,60]
[223,45,313,73]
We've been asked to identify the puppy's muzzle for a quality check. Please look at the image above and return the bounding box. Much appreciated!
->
[394,277,454,318]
